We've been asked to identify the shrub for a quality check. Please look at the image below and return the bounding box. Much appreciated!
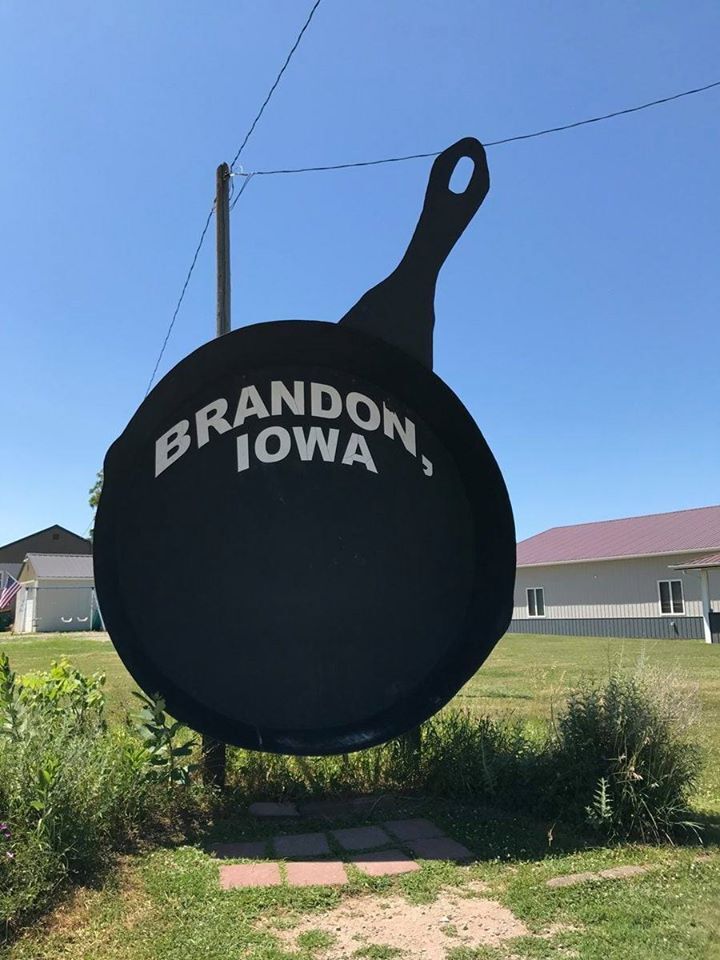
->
[549,670,702,842]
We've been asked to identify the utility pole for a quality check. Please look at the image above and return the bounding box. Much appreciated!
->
[202,162,232,789]
[216,162,231,337]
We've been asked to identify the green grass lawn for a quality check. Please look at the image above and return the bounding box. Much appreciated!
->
[3,630,719,810]
[2,629,719,960]
[0,632,135,721]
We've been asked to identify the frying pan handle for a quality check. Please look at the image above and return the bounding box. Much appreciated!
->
[338,136,489,369]
[401,137,490,276]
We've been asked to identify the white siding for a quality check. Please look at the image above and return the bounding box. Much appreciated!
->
[13,585,35,633]
[513,554,720,621]
[14,578,95,633]
[35,578,94,632]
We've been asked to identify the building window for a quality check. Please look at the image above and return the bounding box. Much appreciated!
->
[527,587,545,617]
[658,579,684,615]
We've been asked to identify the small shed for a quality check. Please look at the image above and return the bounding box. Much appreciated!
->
[1,525,91,621]
[13,554,99,634]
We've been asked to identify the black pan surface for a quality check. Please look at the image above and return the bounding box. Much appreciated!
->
[94,319,515,754]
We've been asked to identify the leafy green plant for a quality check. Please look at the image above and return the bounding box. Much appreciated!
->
[0,655,210,937]
[0,653,24,741]
[16,658,106,731]
[131,691,199,786]
[585,776,613,830]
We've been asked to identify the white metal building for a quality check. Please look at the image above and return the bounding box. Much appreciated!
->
[509,505,720,642]
[13,553,100,634]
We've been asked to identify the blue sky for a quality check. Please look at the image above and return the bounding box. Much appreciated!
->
[1,1,718,546]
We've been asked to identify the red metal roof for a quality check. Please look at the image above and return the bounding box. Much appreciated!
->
[517,505,720,567]
[670,552,720,570]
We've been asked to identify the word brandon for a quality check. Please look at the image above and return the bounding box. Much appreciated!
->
[154,380,434,479]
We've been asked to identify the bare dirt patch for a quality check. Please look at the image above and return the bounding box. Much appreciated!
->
[273,886,530,959]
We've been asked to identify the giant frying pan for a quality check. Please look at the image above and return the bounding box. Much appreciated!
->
[93,137,516,755]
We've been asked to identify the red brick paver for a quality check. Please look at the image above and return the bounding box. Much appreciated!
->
[332,825,391,851]
[384,818,446,842]
[353,849,420,877]
[408,837,473,862]
[210,841,267,860]
[219,862,282,889]
[249,801,299,818]
[285,860,348,886]
[274,832,330,858]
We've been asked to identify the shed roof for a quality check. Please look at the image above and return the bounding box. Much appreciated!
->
[517,505,720,567]
[23,553,94,580]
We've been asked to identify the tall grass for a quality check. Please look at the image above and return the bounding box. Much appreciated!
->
[228,668,702,842]
[229,731,425,799]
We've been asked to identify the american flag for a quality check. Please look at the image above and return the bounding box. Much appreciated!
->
[0,572,21,611]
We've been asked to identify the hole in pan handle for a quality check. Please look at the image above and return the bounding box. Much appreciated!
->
[409,137,490,273]
[338,136,490,370]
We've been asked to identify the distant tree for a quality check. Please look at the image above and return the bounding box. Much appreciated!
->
[88,470,103,539]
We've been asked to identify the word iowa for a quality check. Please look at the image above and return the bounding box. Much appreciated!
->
[154,380,421,478]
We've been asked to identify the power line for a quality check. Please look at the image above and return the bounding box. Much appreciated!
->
[232,78,720,178]
[230,171,255,212]
[145,202,215,396]
[144,0,323,394]
[230,0,323,170]
[145,74,718,393]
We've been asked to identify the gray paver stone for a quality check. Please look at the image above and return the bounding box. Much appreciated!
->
[547,865,650,889]
[249,801,299,818]
[598,865,649,880]
[546,871,599,889]
[383,818,446,842]
[408,837,473,862]
[210,841,268,860]
[274,832,331,858]
[332,825,391,851]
